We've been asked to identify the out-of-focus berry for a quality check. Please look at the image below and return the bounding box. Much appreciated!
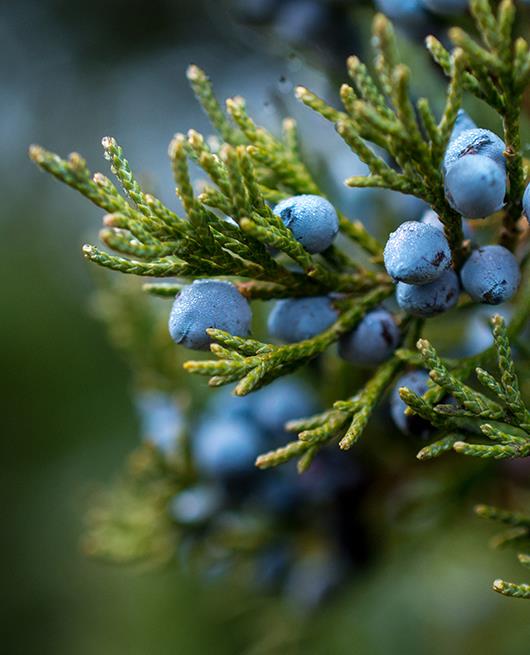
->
[193,416,263,478]
[135,391,183,455]
[390,370,433,438]
[169,485,222,524]
[421,0,469,15]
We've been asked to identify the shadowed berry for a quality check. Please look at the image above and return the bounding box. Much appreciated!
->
[338,307,400,366]
[449,109,476,142]
[523,182,530,221]
[421,208,472,240]
[462,305,512,356]
[168,280,252,351]
[384,221,451,284]
[374,0,426,24]
[284,551,344,610]
[443,127,506,174]
[268,296,338,342]
[207,386,258,421]
[169,485,222,524]
[390,370,433,438]
[193,415,263,478]
[273,194,339,253]
[255,544,292,590]
[251,378,317,436]
[396,269,460,317]
[421,0,469,15]
[273,1,328,43]
[135,391,183,455]
[461,245,520,305]
[444,155,506,218]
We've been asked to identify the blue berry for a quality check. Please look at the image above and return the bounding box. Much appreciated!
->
[374,0,426,25]
[255,544,292,590]
[254,466,302,515]
[444,155,506,218]
[523,182,530,221]
[168,280,251,351]
[396,269,460,317]
[421,208,472,240]
[462,305,512,356]
[268,296,338,342]
[273,1,327,44]
[387,192,429,220]
[390,370,433,438]
[251,378,317,436]
[449,109,476,142]
[273,195,339,253]
[193,415,263,478]
[135,391,183,455]
[338,308,400,366]
[443,128,506,174]
[169,485,222,524]
[421,0,469,15]
[207,386,257,422]
[285,552,342,609]
[384,221,451,284]
[460,245,520,305]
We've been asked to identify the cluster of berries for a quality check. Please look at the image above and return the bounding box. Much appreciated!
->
[385,112,530,437]
[167,110,528,443]
[384,115,521,319]
[137,382,365,605]
[169,194,401,367]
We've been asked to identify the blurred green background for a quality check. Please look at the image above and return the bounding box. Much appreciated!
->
[2,1,530,653]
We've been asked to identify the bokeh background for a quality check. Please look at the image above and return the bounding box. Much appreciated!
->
[3,1,530,653]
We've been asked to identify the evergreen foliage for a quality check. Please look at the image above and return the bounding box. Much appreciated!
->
[29,0,530,599]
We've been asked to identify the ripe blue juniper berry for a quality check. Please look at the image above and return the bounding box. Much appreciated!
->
[194,414,264,479]
[169,484,222,525]
[421,207,472,240]
[444,154,507,218]
[247,378,317,438]
[168,280,252,351]
[338,307,400,366]
[523,182,530,221]
[443,127,506,173]
[421,0,469,14]
[374,0,426,25]
[449,109,477,142]
[375,0,468,28]
[384,221,451,284]
[390,370,433,438]
[396,269,460,317]
[30,0,530,601]
[267,296,338,343]
[273,194,339,254]
[135,391,184,455]
[461,245,521,304]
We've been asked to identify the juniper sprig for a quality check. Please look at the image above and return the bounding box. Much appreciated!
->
[29,0,530,600]
[475,504,530,599]
[402,315,530,461]
[29,0,530,469]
